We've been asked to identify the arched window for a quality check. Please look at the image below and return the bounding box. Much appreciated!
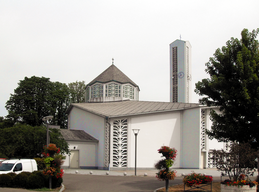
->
[91,84,103,98]
[123,85,134,99]
[105,83,121,97]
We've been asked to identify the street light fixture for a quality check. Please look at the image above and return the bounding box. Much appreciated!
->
[132,129,140,176]
[42,116,53,146]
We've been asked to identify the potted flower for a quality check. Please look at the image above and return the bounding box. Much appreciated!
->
[42,143,65,189]
[155,146,177,192]
[158,146,177,160]
[183,173,213,188]
[43,143,59,157]
[156,169,176,181]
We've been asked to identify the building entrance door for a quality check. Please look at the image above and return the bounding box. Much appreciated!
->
[70,150,79,168]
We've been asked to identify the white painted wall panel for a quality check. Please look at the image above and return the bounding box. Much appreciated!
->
[126,112,181,168]
[68,107,105,168]
[181,108,201,168]
[206,108,224,150]
[63,141,97,168]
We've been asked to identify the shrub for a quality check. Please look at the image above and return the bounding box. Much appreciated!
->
[7,172,16,186]
[0,174,12,187]
[7,172,16,179]
[34,157,45,170]
[209,142,257,181]
[13,172,31,188]
[26,173,45,189]
[31,170,49,188]
[52,176,63,188]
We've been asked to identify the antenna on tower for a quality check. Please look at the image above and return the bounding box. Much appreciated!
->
[112,58,114,65]
[180,35,181,40]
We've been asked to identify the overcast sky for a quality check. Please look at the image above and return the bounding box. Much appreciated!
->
[0,0,259,117]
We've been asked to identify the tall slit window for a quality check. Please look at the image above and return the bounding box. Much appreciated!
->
[172,47,178,102]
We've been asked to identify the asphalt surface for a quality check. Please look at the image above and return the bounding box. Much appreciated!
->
[63,174,184,192]
[0,168,222,192]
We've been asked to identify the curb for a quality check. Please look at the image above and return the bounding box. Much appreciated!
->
[154,186,164,192]
[59,183,65,192]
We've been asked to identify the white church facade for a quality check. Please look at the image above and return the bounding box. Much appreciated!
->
[62,58,224,170]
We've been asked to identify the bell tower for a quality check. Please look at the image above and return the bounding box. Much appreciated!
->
[170,40,192,103]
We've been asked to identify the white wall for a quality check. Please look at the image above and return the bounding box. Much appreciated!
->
[63,141,98,168]
[124,111,182,169]
[181,108,201,168]
[206,108,224,151]
[68,107,105,169]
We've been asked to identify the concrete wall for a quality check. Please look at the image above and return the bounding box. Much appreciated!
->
[181,108,201,168]
[63,141,98,169]
[68,107,105,169]
[206,108,224,151]
[115,111,182,169]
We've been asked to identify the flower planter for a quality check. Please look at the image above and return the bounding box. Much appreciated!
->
[184,182,212,192]
[221,184,256,192]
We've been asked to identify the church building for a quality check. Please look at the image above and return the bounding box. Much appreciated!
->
[62,40,224,170]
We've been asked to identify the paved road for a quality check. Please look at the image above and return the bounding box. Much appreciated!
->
[0,169,222,192]
[63,174,183,192]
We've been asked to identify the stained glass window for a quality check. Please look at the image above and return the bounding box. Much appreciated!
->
[91,83,103,98]
[105,83,121,97]
[123,85,134,99]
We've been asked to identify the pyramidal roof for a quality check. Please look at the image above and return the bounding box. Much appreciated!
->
[87,64,139,89]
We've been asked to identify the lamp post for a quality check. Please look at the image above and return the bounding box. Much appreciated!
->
[132,129,140,176]
[42,115,53,190]
[42,116,53,146]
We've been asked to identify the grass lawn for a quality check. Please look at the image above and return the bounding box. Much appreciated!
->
[156,182,221,192]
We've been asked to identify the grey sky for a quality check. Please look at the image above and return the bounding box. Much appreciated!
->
[1,0,258,117]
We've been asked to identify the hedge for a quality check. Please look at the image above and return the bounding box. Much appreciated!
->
[0,171,62,189]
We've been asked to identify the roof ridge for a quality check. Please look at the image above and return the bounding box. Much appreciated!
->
[86,64,139,89]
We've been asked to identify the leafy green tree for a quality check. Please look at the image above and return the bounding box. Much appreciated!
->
[0,124,69,158]
[68,81,86,103]
[49,82,70,128]
[195,28,259,147]
[0,116,14,129]
[5,76,70,128]
[6,76,53,126]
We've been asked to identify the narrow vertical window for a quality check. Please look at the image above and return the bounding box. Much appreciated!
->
[172,47,178,102]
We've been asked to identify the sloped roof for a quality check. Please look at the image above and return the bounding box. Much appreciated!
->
[60,129,98,142]
[86,64,139,89]
[67,100,201,118]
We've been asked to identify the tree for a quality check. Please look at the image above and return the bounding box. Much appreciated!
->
[0,124,69,158]
[0,116,14,129]
[49,82,70,128]
[209,142,257,181]
[195,28,259,147]
[5,76,70,128]
[68,81,86,103]
[6,76,52,126]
